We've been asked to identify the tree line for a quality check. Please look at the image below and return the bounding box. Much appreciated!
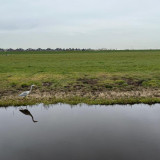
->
[0,48,117,52]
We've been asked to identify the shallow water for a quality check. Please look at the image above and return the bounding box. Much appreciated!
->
[1,103,160,160]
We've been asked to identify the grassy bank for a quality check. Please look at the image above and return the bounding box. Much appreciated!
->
[0,50,160,106]
[1,96,160,107]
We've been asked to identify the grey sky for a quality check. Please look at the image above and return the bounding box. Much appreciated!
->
[0,0,160,49]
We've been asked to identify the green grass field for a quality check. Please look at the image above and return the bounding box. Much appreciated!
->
[1,50,160,106]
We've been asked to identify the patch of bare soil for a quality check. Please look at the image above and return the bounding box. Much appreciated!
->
[122,77,145,86]
[77,78,98,85]
[42,82,53,87]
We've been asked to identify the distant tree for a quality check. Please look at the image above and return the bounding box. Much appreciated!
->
[15,48,24,51]
[26,48,34,51]
[37,48,42,51]
[46,48,52,51]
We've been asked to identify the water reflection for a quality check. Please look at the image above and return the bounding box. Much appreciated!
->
[19,109,38,123]
[0,103,160,160]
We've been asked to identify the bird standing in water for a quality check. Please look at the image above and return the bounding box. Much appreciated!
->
[19,85,35,97]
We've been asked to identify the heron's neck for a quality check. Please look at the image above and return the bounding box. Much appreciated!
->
[30,114,37,123]
[31,114,34,121]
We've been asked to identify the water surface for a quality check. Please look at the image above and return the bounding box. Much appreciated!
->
[0,103,160,160]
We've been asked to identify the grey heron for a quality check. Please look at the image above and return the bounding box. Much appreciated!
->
[19,85,35,97]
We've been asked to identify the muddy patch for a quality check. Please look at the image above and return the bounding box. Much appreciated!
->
[122,78,145,86]
[42,82,53,87]
[77,78,98,85]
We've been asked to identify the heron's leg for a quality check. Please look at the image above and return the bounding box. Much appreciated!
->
[19,97,24,109]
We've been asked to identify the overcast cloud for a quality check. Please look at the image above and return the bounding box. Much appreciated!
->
[0,0,160,49]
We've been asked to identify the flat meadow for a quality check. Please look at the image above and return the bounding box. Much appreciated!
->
[1,50,160,106]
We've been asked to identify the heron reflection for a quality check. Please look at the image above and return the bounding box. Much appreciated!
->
[19,109,38,123]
